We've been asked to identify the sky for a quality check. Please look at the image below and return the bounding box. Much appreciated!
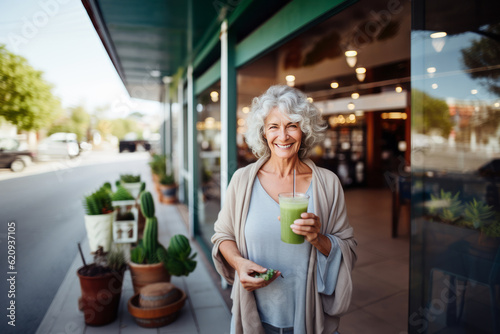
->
[412,30,499,105]
[0,0,161,117]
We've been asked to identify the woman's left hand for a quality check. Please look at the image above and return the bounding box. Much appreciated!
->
[290,212,322,244]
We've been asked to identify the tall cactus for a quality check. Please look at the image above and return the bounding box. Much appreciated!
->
[140,191,159,263]
[132,190,196,277]
[140,191,155,218]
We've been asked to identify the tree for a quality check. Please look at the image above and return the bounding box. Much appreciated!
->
[412,89,453,137]
[0,45,62,131]
[461,23,500,96]
[96,117,141,140]
[49,105,91,141]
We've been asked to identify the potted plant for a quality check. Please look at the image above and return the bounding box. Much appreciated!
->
[119,174,142,199]
[77,244,126,326]
[148,154,167,196]
[159,172,177,204]
[111,184,138,243]
[127,282,187,328]
[111,183,136,207]
[128,191,197,294]
[83,183,115,253]
[148,154,166,184]
[422,189,500,269]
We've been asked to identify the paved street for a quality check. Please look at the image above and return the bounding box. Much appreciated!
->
[0,150,151,334]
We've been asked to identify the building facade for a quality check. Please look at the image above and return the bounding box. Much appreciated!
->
[83,0,500,332]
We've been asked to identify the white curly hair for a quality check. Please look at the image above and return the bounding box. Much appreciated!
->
[245,85,327,159]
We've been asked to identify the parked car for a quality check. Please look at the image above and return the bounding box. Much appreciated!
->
[0,138,35,172]
[37,132,80,159]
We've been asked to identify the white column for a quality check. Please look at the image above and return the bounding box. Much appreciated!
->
[187,65,195,237]
[177,79,185,203]
[220,19,229,206]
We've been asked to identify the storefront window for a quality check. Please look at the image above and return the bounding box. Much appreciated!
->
[196,82,221,247]
[236,1,411,190]
[410,1,500,333]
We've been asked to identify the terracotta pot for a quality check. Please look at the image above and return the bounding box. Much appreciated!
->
[77,267,124,326]
[128,286,186,328]
[128,262,171,294]
[159,184,177,204]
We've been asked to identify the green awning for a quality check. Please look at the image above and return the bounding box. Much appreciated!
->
[82,0,219,101]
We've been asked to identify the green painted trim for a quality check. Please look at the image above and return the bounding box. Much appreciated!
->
[191,0,353,93]
[192,0,253,70]
[195,60,221,95]
[226,28,238,182]
[235,0,353,67]
[193,32,220,70]
[227,0,254,27]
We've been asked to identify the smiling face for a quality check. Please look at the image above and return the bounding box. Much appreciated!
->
[263,107,303,160]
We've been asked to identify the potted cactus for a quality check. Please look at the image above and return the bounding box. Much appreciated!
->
[128,191,197,293]
[119,174,142,199]
[111,184,136,207]
[83,183,115,253]
[77,244,126,326]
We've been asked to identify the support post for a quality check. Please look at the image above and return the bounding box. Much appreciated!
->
[220,19,238,206]
[177,80,185,203]
[187,65,199,237]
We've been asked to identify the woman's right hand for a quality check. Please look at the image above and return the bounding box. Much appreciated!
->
[236,258,281,292]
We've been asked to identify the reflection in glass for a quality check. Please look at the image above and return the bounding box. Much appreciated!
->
[411,1,500,333]
[196,83,221,248]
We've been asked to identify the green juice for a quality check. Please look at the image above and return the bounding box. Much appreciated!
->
[279,193,309,244]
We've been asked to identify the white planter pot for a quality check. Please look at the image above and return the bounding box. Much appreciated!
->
[84,212,115,253]
[113,207,138,243]
[112,200,137,211]
[121,182,142,199]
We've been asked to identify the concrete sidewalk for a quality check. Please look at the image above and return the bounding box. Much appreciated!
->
[36,200,231,334]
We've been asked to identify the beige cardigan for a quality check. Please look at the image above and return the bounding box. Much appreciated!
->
[211,158,357,334]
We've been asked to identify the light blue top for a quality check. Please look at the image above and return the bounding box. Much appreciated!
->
[241,177,342,333]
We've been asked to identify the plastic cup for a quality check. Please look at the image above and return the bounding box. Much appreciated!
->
[279,193,309,244]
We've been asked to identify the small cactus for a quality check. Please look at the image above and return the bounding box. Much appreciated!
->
[84,184,113,215]
[120,174,141,183]
[111,185,135,201]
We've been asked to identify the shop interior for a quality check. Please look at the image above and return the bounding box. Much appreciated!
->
[194,0,411,247]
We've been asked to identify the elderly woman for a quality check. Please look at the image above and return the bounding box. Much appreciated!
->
[211,85,357,334]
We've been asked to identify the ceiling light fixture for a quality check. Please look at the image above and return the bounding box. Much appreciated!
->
[330,82,339,89]
[210,91,219,102]
[430,32,447,39]
[286,75,295,87]
[355,67,366,82]
[150,70,161,77]
[345,50,357,68]
[351,92,360,99]
[430,31,447,52]
[426,67,437,78]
